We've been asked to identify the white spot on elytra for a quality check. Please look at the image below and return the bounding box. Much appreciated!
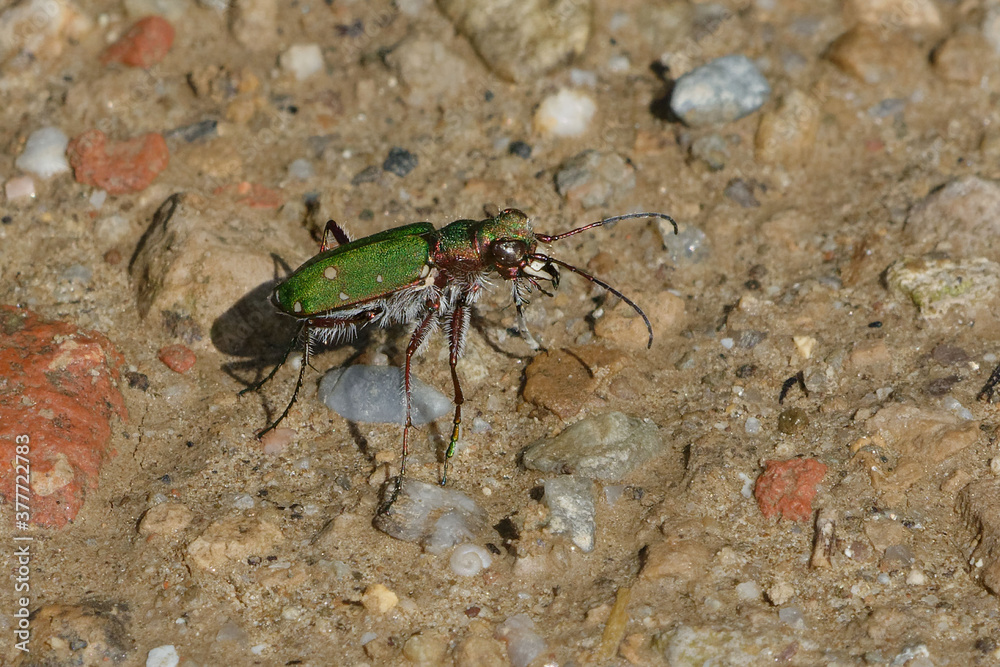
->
[419,264,431,279]
[293,301,303,313]
[376,274,383,283]
[324,266,338,280]
[339,292,349,301]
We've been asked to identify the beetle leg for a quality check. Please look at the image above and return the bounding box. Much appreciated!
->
[254,321,314,439]
[512,280,541,350]
[320,219,352,252]
[239,321,306,398]
[382,299,440,513]
[442,302,470,486]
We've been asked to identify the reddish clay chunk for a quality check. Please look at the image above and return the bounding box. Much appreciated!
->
[67,129,169,194]
[101,16,175,68]
[754,458,828,521]
[0,306,127,528]
[157,344,196,373]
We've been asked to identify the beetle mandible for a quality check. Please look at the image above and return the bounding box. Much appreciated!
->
[243,208,677,510]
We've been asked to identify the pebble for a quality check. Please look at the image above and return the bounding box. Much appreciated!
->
[522,345,626,419]
[5,175,36,201]
[754,89,820,166]
[438,0,591,82]
[825,25,926,90]
[383,146,419,177]
[385,37,469,105]
[455,636,508,667]
[279,43,324,81]
[0,0,93,66]
[543,475,596,552]
[157,343,196,373]
[495,614,547,667]
[885,256,1000,319]
[777,407,809,434]
[735,581,761,601]
[744,416,761,434]
[449,543,493,576]
[508,140,532,159]
[533,89,596,138]
[845,0,942,31]
[16,127,70,178]
[228,0,277,50]
[164,119,218,143]
[932,30,992,85]
[402,632,448,664]
[778,606,805,628]
[0,306,126,527]
[905,176,1000,262]
[724,178,760,208]
[67,129,170,194]
[186,516,284,569]
[766,582,795,606]
[260,427,296,455]
[660,222,709,265]
[670,55,770,127]
[372,477,489,553]
[554,150,635,209]
[319,365,452,426]
[286,157,314,180]
[754,458,827,521]
[146,645,179,667]
[139,502,193,535]
[361,583,398,615]
[863,403,979,499]
[689,133,729,171]
[101,16,175,68]
[522,411,664,482]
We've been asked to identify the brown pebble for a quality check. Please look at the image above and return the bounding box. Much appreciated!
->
[777,407,809,434]
[67,129,170,195]
[157,343,196,373]
[101,16,175,68]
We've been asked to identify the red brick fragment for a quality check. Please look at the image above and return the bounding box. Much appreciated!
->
[754,458,827,521]
[0,306,127,528]
[157,344,196,373]
[67,129,169,194]
[101,16,175,68]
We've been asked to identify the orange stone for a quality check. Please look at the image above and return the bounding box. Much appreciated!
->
[101,16,175,68]
[67,129,169,194]
[754,458,827,522]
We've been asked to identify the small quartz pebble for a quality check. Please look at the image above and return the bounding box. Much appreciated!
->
[16,127,70,178]
[5,176,36,201]
[279,43,324,80]
[361,583,398,615]
[319,365,451,425]
[496,614,546,667]
[373,478,489,553]
[449,543,493,576]
[670,55,771,127]
[158,344,196,373]
[146,645,180,667]
[533,89,596,138]
[67,129,170,194]
[101,16,175,68]
[260,427,296,455]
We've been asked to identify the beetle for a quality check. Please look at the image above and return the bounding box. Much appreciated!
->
[242,208,677,510]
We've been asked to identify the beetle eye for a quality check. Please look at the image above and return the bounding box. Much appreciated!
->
[491,239,526,267]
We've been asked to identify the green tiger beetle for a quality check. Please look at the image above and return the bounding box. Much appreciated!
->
[242,208,677,511]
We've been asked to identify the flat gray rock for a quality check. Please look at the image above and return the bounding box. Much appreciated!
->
[319,365,452,425]
[522,412,664,482]
[670,54,770,127]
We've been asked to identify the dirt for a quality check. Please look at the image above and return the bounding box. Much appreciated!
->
[4,0,1000,665]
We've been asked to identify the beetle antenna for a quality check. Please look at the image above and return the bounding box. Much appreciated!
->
[529,253,653,348]
[536,212,677,243]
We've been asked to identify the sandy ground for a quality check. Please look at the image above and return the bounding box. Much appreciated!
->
[5,0,1000,665]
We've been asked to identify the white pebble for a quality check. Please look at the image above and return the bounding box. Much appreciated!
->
[449,543,493,576]
[906,568,927,586]
[146,645,179,667]
[287,158,314,180]
[991,457,1000,475]
[89,189,107,209]
[280,43,324,80]
[16,127,70,179]
[735,580,761,600]
[720,337,734,349]
[744,417,761,434]
[360,631,378,646]
[233,493,254,509]
[5,175,35,201]
[533,89,596,138]
[496,614,546,667]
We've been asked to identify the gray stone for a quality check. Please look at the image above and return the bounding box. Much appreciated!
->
[543,475,596,552]
[319,365,452,425]
[670,55,771,127]
[554,150,635,209]
[522,412,665,482]
[373,477,490,553]
[437,0,592,82]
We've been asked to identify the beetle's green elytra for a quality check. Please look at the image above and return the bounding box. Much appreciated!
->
[242,209,678,513]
